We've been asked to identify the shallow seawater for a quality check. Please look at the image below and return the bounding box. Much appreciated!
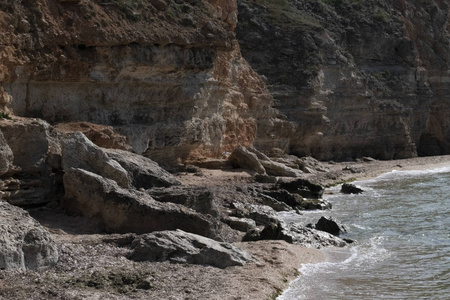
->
[278,167,450,300]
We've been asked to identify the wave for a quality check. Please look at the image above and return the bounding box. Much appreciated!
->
[278,237,389,299]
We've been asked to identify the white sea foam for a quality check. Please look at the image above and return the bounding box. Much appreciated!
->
[278,239,389,300]
[278,168,450,300]
[366,165,450,181]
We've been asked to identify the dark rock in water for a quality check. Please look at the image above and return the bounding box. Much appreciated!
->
[343,238,356,244]
[236,203,345,247]
[313,216,347,236]
[299,199,332,210]
[276,178,324,199]
[129,230,255,268]
[341,183,364,194]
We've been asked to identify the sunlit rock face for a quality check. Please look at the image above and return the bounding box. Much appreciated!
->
[0,0,289,166]
[2,0,450,164]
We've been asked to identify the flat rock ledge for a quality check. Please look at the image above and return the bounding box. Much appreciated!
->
[129,229,255,268]
[0,201,58,271]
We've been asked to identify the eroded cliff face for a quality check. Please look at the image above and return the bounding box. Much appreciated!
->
[0,0,288,165]
[237,0,450,160]
[1,0,450,164]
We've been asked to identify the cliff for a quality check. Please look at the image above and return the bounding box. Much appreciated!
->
[0,0,290,167]
[2,1,450,163]
[237,0,450,160]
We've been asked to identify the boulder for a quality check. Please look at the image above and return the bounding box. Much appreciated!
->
[298,156,330,173]
[104,148,181,189]
[228,146,265,174]
[61,132,131,188]
[246,146,270,160]
[278,222,347,248]
[276,178,324,199]
[257,193,292,212]
[261,189,331,210]
[0,201,58,270]
[341,183,364,194]
[147,186,219,216]
[261,189,304,208]
[260,159,302,177]
[62,168,220,239]
[0,119,62,206]
[310,216,347,236]
[222,216,256,232]
[0,118,53,173]
[244,204,280,226]
[55,122,130,151]
[129,229,255,268]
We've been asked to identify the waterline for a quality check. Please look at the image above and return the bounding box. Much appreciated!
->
[278,166,450,299]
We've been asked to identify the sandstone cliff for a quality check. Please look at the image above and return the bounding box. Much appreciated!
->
[0,0,289,166]
[236,0,450,160]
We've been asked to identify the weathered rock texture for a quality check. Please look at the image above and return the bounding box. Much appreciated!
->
[0,201,58,270]
[0,118,62,206]
[0,0,289,167]
[129,229,255,268]
[104,148,182,189]
[62,168,224,239]
[61,132,131,188]
[237,0,450,160]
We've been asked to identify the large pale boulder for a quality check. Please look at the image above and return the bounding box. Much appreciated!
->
[62,168,221,238]
[129,229,255,268]
[104,148,181,189]
[0,118,53,173]
[61,132,131,188]
[260,159,302,177]
[228,146,265,174]
[0,118,62,206]
[0,201,58,270]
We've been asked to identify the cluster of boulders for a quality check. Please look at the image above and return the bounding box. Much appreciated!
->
[1,119,357,271]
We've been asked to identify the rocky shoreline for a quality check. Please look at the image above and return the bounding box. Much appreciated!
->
[2,117,450,299]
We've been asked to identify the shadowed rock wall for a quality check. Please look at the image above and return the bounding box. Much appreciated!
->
[236,0,450,160]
